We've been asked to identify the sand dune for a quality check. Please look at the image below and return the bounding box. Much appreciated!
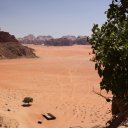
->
[0,45,111,128]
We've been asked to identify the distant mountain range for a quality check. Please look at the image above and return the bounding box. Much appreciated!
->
[18,35,89,46]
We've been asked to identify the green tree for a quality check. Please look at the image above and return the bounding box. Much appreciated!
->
[90,0,128,127]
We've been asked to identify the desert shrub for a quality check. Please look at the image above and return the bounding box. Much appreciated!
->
[22,97,33,106]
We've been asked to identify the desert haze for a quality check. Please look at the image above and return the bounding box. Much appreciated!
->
[0,45,111,128]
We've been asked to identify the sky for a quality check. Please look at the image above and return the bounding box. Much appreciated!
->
[0,0,112,38]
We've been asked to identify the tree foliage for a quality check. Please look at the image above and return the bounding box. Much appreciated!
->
[90,0,128,98]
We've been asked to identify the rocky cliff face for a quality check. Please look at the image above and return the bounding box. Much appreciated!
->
[0,31,18,42]
[0,31,37,59]
[44,36,89,46]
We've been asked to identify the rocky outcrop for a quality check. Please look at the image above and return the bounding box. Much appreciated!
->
[44,38,74,46]
[0,31,18,42]
[75,36,89,45]
[0,31,37,59]
[44,36,89,46]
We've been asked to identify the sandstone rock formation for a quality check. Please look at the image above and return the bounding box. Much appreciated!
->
[18,35,89,46]
[0,31,37,59]
[18,34,53,45]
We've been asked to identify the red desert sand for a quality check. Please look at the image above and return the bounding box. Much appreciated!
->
[0,45,112,128]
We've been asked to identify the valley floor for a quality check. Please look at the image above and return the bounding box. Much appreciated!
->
[0,45,111,128]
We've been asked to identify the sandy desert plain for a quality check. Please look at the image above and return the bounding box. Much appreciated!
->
[0,45,112,128]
